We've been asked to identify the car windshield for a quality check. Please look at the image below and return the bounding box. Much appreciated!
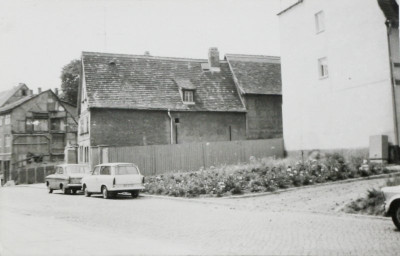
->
[66,165,88,174]
[115,165,139,175]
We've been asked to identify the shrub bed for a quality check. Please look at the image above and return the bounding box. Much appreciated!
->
[144,153,392,198]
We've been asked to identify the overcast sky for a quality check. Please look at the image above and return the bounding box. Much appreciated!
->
[0,0,295,94]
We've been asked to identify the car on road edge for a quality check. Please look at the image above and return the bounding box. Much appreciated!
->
[81,163,145,199]
[45,164,90,194]
[382,185,400,230]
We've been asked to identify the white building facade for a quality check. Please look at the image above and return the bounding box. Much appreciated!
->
[279,0,400,154]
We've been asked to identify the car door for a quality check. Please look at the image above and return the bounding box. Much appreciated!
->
[50,167,63,189]
[98,166,112,190]
[87,166,100,192]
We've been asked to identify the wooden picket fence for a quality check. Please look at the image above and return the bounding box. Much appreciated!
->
[91,138,284,176]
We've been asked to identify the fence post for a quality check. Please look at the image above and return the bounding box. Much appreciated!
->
[152,146,157,175]
[202,142,206,169]
[34,166,37,183]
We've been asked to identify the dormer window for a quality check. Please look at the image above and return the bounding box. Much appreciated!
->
[183,90,194,103]
[174,78,196,105]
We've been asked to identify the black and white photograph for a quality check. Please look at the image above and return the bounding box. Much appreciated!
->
[0,0,399,255]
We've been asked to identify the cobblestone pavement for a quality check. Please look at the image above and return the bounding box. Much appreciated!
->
[1,178,399,256]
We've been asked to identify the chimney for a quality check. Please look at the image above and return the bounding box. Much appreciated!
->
[144,51,151,56]
[38,87,42,94]
[54,88,59,96]
[208,47,220,68]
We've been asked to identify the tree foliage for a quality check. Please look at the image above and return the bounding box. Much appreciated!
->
[60,59,81,105]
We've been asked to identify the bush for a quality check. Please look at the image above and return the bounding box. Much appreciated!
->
[343,176,400,216]
[143,153,393,198]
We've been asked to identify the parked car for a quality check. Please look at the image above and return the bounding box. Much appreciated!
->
[81,163,145,199]
[45,164,90,194]
[382,185,400,229]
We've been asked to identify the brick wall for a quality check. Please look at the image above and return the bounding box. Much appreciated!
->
[245,95,283,139]
[90,109,170,146]
[170,111,246,143]
[89,109,247,147]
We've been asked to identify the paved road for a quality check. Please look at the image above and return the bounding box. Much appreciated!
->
[0,179,399,256]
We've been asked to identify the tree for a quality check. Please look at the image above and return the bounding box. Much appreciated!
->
[60,59,81,106]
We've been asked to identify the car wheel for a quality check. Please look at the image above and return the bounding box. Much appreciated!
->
[83,186,91,197]
[72,189,77,194]
[102,186,110,199]
[391,203,400,230]
[131,191,139,198]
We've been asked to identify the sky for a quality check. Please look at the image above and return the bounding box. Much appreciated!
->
[0,0,295,94]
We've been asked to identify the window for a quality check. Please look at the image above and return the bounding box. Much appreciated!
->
[0,116,3,126]
[79,119,84,134]
[51,118,65,131]
[18,154,26,167]
[80,116,89,134]
[183,90,194,103]
[5,114,10,125]
[116,165,139,175]
[56,167,64,174]
[66,165,87,174]
[26,118,48,132]
[84,146,89,163]
[318,57,329,78]
[315,11,325,33]
[5,135,11,147]
[100,166,111,175]
[21,89,27,96]
[92,166,100,175]
[79,146,84,162]
[83,147,87,163]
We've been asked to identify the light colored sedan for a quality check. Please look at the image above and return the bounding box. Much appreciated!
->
[45,164,90,194]
[382,185,400,230]
[81,163,145,199]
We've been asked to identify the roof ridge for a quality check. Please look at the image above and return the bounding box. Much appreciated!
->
[277,0,304,16]
[225,54,280,59]
[82,51,229,63]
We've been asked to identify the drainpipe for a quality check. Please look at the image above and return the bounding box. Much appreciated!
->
[167,109,173,144]
[386,21,400,147]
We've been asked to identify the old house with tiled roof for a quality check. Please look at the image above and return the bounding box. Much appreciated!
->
[77,48,282,164]
[0,87,78,182]
[225,54,282,139]
[0,83,30,108]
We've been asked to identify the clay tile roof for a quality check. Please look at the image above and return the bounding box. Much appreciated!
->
[225,54,282,95]
[0,83,27,107]
[174,78,196,90]
[81,52,246,112]
[0,95,37,113]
